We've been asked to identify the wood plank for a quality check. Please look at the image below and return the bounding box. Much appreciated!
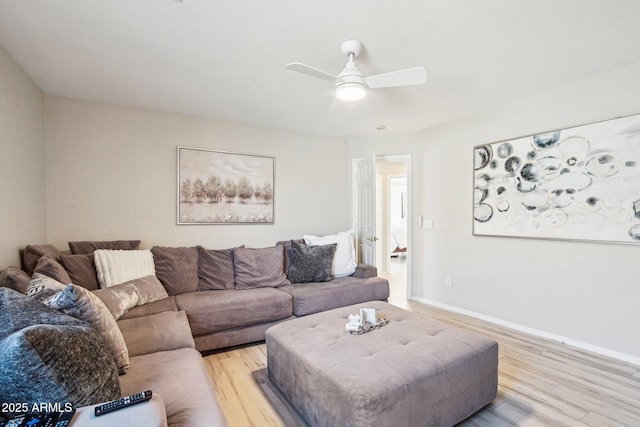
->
[202,295,640,426]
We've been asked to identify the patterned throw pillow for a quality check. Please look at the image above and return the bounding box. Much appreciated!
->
[26,273,66,302]
[303,230,357,277]
[287,241,337,283]
[45,284,130,374]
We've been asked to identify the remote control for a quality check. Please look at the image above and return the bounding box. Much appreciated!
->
[94,390,152,416]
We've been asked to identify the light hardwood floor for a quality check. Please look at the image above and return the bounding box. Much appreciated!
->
[203,272,640,426]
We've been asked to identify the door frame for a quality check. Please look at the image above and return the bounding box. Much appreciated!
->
[352,154,412,298]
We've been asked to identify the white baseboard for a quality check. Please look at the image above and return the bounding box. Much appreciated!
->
[410,296,640,367]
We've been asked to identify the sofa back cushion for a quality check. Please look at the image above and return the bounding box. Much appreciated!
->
[22,244,63,276]
[0,267,31,294]
[151,246,199,295]
[68,240,141,254]
[233,246,290,289]
[59,254,100,291]
[33,255,72,285]
[197,246,238,291]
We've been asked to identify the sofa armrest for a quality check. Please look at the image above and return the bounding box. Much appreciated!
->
[72,393,167,427]
[351,263,378,279]
[118,310,195,357]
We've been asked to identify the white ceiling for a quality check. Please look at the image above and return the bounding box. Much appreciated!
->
[1,1,640,138]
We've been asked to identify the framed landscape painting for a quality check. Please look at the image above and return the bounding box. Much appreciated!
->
[473,113,640,244]
[177,147,274,224]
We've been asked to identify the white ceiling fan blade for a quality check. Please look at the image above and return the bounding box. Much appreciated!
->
[364,67,427,89]
[285,62,337,82]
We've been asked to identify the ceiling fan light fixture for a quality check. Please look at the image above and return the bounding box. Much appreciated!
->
[336,81,366,101]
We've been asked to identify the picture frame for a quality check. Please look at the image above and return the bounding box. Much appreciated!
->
[177,146,275,224]
[473,113,640,244]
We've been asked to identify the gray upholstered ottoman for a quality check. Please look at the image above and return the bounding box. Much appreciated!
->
[266,301,498,427]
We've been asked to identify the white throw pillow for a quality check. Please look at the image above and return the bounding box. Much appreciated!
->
[94,249,155,288]
[303,230,356,277]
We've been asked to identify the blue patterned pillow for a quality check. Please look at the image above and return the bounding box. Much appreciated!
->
[287,241,337,283]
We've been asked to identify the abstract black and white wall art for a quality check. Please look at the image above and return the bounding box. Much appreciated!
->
[473,113,640,244]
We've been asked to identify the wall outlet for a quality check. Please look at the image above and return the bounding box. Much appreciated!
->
[445,276,452,287]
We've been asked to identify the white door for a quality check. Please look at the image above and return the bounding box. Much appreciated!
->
[354,154,378,266]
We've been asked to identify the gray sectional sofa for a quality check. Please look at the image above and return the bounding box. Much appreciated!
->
[0,238,390,427]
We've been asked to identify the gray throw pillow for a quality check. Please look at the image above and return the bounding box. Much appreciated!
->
[287,241,337,283]
[0,287,85,339]
[45,284,130,374]
[0,325,120,407]
[233,246,290,289]
[0,288,120,407]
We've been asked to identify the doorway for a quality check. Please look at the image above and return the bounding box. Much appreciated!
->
[375,156,410,302]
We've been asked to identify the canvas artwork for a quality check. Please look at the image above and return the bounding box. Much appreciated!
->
[473,113,640,244]
[178,147,274,224]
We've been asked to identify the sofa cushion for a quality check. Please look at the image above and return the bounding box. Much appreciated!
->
[303,230,357,277]
[119,296,178,320]
[287,241,336,283]
[94,249,156,288]
[175,288,292,335]
[22,244,63,276]
[197,246,237,291]
[152,246,199,295]
[0,267,31,294]
[59,254,100,290]
[119,348,226,427]
[233,246,289,289]
[69,240,141,254]
[279,276,390,316]
[45,284,130,374]
[0,288,120,407]
[118,310,195,357]
[33,255,72,285]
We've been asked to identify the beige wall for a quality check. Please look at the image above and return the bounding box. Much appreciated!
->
[44,97,350,250]
[350,60,640,361]
[0,44,46,267]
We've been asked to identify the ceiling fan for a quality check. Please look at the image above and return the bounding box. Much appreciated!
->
[286,39,427,102]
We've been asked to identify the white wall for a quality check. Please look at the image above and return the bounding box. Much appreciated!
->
[45,97,350,250]
[0,43,46,267]
[350,60,640,360]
